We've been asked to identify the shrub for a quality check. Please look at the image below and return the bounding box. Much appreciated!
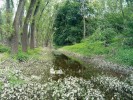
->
[0,77,105,99]
[15,52,29,62]
[89,28,105,42]
[87,41,109,55]
[27,48,41,55]
[0,44,10,53]
[89,28,117,45]
[123,37,133,48]
[111,48,133,66]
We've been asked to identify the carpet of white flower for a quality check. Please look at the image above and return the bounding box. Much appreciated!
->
[0,77,105,100]
[92,75,133,99]
[0,52,132,99]
[0,75,133,100]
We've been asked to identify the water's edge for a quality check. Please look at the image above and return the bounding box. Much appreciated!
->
[57,49,133,76]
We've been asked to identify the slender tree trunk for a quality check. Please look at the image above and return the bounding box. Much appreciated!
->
[6,0,11,23]
[30,1,40,49]
[0,11,3,42]
[11,0,26,53]
[120,0,125,18]
[30,22,36,49]
[22,0,37,52]
[28,25,31,46]
[19,4,24,45]
[82,0,86,39]
[44,32,49,47]
[0,30,3,43]
[83,16,86,39]
[38,1,49,21]
[6,0,12,46]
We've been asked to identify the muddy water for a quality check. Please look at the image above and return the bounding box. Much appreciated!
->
[51,53,127,81]
[51,54,85,80]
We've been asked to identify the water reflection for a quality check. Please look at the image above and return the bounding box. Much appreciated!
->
[51,54,85,80]
[51,53,127,81]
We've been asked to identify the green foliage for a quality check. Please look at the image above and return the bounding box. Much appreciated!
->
[102,28,117,45]
[15,52,29,62]
[62,32,133,66]
[63,39,109,56]
[12,47,42,62]
[85,17,98,35]
[123,37,133,48]
[53,0,83,46]
[27,48,41,55]
[8,72,24,86]
[60,1,133,67]
[0,24,14,37]
[89,28,105,42]
[121,15,133,48]
[104,12,124,32]
[0,44,10,53]
[109,48,133,66]
[89,28,117,46]
[53,0,96,46]
[0,81,3,90]
[0,70,24,90]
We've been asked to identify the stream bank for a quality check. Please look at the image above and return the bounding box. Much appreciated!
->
[58,49,133,76]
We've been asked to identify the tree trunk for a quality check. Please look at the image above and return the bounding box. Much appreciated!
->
[83,16,86,39]
[11,0,26,53]
[82,0,86,39]
[19,3,24,45]
[30,1,40,49]
[6,0,11,24]
[30,22,35,49]
[120,0,125,18]
[6,0,12,46]
[22,0,37,52]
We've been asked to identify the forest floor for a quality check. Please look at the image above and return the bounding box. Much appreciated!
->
[0,48,132,99]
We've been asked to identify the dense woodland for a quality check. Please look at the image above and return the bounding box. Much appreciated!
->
[0,0,133,52]
[0,0,133,99]
[0,0,132,65]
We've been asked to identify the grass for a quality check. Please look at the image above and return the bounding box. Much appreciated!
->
[0,44,10,53]
[0,47,43,89]
[12,47,43,62]
[108,48,133,66]
[62,40,109,56]
[61,35,133,67]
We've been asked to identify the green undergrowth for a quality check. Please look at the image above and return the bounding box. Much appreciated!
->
[0,70,25,90]
[12,47,42,62]
[0,45,46,62]
[107,48,133,66]
[8,72,24,86]
[62,41,109,56]
[0,44,10,53]
[62,34,133,66]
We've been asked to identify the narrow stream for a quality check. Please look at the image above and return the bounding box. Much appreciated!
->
[50,52,133,99]
[51,52,127,81]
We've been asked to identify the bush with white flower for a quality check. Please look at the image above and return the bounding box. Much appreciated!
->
[0,77,104,100]
[92,75,133,99]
